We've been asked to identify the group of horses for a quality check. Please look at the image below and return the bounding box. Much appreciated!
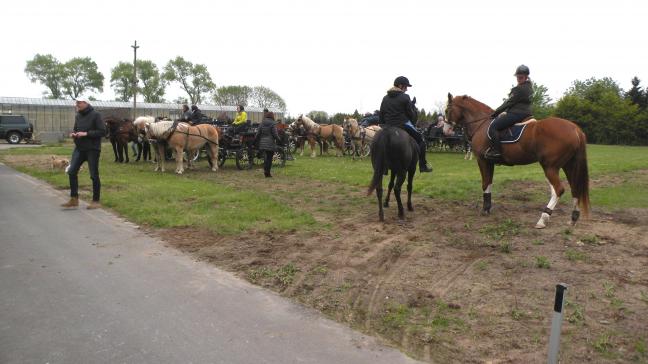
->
[289,115,381,159]
[368,93,590,230]
[102,95,591,230]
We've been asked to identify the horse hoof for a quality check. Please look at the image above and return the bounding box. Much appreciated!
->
[534,223,546,229]
[408,206,414,212]
[383,202,389,208]
[480,209,490,216]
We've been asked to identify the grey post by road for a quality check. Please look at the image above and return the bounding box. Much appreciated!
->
[548,283,568,364]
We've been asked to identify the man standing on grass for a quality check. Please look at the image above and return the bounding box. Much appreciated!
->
[61,97,106,210]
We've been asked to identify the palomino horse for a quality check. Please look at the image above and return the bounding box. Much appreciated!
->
[342,117,381,159]
[295,115,345,157]
[134,117,219,174]
[367,127,418,221]
[445,93,590,228]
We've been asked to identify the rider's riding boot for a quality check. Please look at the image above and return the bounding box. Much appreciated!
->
[418,141,432,173]
[485,132,502,160]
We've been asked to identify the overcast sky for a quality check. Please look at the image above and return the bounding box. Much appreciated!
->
[1,0,645,116]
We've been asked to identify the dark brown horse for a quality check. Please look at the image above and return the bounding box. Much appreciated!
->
[445,93,590,228]
[104,116,138,163]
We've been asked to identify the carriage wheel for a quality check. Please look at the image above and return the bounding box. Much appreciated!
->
[361,144,371,157]
[218,148,227,167]
[273,148,287,168]
[344,143,354,156]
[235,149,249,170]
[288,139,297,154]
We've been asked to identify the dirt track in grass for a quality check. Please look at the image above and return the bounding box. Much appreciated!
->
[156,166,648,363]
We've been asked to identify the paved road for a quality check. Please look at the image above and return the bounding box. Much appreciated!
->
[0,163,421,364]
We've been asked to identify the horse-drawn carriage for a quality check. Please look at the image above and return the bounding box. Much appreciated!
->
[423,126,471,154]
[191,121,289,170]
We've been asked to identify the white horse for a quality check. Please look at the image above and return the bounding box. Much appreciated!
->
[342,117,381,159]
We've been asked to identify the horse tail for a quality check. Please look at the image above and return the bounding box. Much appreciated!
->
[570,128,590,216]
[367,130,387,196]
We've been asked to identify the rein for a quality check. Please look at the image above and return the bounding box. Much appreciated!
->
[448,103,491,140]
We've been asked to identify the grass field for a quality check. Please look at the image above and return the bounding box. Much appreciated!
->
[2,142,647,363]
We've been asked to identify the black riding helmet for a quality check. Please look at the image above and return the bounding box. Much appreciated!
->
[514,65,530,76]
[393,76,412,87]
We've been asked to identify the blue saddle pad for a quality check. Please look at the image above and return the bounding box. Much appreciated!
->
[488,123,528,144]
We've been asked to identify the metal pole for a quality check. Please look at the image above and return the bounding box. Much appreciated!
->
[131,40,139,119]
[548,283,568,364]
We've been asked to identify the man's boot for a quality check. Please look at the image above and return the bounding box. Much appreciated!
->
[485,132,502,160]
[419,141,432,173]
[61,197,79,209]
[87,201,102,210]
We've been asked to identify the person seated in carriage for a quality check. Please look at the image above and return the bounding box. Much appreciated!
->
[360,111,380,127]
[228,104,249,137]
[485,65,533,160]
[180,104,192,121]
[189,105,204,124]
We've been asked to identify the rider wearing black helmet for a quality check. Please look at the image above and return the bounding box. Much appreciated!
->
[379,76,432,173]
[485,65,533,160]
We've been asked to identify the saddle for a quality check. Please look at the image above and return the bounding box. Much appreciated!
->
[489,116,537,144]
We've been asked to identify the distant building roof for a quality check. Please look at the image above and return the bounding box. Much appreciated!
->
[0,97,275,113]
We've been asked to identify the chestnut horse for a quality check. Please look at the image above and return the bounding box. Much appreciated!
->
[342,117,381,159]
[295,115,345,157]
[134,117,219,174]
[445,93,590,228]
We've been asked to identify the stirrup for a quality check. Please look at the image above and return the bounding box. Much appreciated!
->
[484,147,502,160]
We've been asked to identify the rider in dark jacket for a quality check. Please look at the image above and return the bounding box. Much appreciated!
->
[190,105,203,124]
[485,65,533,160]
[379,76,432,172]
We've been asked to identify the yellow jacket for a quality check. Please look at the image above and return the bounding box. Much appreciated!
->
[233,111,247,125]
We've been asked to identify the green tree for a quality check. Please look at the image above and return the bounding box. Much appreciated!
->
[330,112,347,124]
[163,57,214,104]
[625,76,646,109]
[61,57,104,99]
[555,77,641,144]
[138,60,166,103]
[110,62,135,101]
[307,110,329,123]
[251,86,286,111]
[531,82,554,119]
[110,60,166,103]
[24,54,65,99]
[352,109,361,120]
[212,85,252,107]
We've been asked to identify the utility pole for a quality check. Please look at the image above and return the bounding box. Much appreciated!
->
[131,40,139,119]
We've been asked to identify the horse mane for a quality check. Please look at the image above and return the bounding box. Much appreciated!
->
[299,115,318,129]
[457,95,494,112]
[134,115,156,127]
[146,120,174,137]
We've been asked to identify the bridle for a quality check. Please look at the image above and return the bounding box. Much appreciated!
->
[446,102,491,141]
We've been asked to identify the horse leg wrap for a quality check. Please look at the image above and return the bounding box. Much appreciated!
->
[571,210,580,224]
[483,193,492,212]
[542,207,553,216]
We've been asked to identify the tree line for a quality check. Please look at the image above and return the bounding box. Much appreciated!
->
[24,54,287,111]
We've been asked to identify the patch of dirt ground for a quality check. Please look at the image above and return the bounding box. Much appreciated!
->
[153,167,648,364]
